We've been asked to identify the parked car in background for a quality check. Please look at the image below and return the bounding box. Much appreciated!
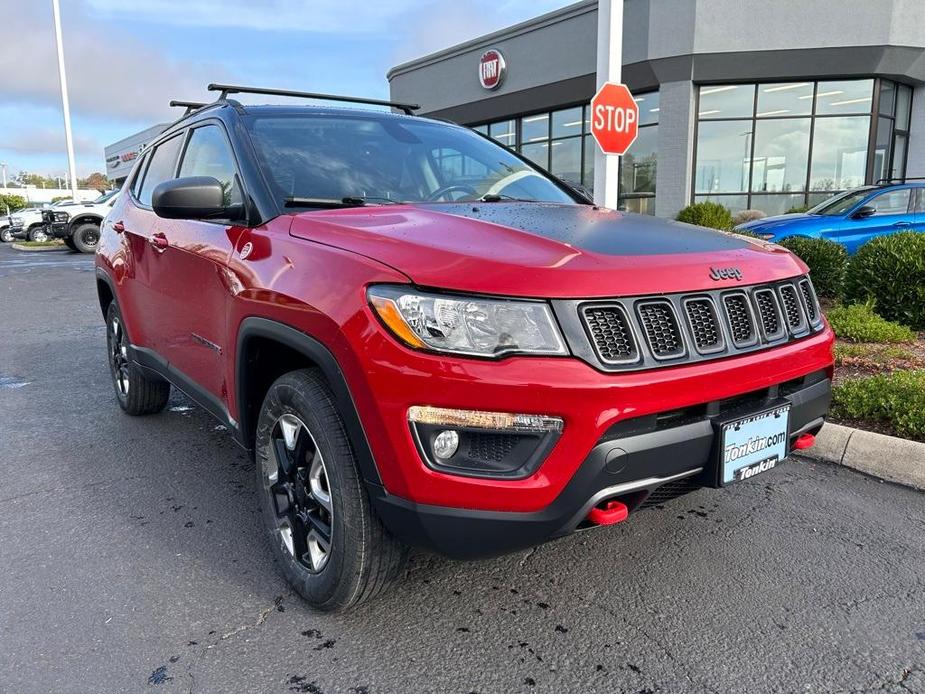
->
[736,180,925,254]
[51,189,119,252]
[3,192,117,251]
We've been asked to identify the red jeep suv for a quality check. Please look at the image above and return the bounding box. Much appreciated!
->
[96,85,834,611]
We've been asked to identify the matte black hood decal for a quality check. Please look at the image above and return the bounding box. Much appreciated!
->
[413,202,750,256]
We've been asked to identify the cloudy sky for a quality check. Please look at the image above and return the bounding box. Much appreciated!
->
[0,0,570,180]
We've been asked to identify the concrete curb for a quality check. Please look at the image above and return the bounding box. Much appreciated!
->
[802,422,925,490]
[11,243,67,252]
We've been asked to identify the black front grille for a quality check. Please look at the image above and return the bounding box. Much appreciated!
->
[723,293,756,346]
[754,289,783,338]
[637,302,684,359]
[582,305,638,363]
[778,284,804,330]
[685,298,723,353]
[570,275,824,372]
[799,279,819,323]
[467,432,519,463]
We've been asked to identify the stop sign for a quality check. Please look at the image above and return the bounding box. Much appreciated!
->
[590,82,639,155]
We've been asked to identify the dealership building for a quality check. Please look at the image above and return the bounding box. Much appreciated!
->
[388,0,925,218]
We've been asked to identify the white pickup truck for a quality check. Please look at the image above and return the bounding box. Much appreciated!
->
[3,190,118,252]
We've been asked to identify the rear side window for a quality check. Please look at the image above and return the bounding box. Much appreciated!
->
[914,188,925,213]
[137,134,184,207]
[178,125,241,206]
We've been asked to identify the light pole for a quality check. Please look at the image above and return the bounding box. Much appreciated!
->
[0,162,7,189]
[593,0,624,209]
[51,0,79,200]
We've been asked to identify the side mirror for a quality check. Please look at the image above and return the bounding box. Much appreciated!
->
[152,176,240,220]
[852,205,876,219]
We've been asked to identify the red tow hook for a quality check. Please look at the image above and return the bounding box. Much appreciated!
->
[587,499,629,526]
[793,433,816,450]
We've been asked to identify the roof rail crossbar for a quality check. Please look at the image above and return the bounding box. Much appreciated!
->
[206,83,421,115]
[169,100,208,116]
[875,176,925,184]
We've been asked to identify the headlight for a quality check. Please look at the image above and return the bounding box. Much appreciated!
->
[368,285,567,358]
[10,216,22,225]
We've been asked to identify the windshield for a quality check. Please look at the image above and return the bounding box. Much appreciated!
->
[808,187,875,216]
[243,113,578,208]
[93,189,118,204]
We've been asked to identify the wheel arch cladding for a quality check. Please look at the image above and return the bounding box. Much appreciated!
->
[96,271,115,319]
[69,214,102,231]
[235,317,382,486]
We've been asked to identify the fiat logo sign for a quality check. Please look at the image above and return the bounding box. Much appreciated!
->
[479,49,506,90]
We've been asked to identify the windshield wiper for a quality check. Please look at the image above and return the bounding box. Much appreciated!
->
[479,193,531,203]
[284,196,403,208]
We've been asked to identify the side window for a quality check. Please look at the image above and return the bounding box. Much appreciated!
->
[179,125,241,206]
[137,134,184,207]
[867,188,911,216]
[130,155,148,199]
[914,188,925,213]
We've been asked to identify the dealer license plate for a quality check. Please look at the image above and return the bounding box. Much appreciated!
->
[719,405,790,484]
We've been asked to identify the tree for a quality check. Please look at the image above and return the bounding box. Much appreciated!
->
[0,193,27,214]
[79,172,111,192]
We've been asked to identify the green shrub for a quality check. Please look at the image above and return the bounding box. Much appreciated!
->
[777,236,848,298]
[0,193,27,213]
[731,209,766,226]
[676,202,733,231]
[843,232,925,329]
[785,204,811,214]
[833,371,925,440]
[826,302,915,343]
[834,343,915,364]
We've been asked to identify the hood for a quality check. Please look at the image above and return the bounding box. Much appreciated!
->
[289,202,806,298]
[739,212,838,236]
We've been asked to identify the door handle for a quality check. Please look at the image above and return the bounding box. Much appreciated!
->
[112,220,125,233]
[150,232,169,249]
[893,221,912,228]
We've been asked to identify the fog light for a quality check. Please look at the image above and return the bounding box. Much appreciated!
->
[432,429,459,460]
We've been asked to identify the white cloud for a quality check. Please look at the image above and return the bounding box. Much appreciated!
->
[84,0,420,33]
[0,0,230,123]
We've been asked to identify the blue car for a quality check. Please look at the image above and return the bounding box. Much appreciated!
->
[736,182,925,254]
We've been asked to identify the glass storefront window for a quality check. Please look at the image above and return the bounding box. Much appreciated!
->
[521,113,550,143]
[896,85,912,130]
[635,91,660,126]
[748,194,808,216]
[695,120,752,194]
[694,194,749,214]
[621,125,657,195]
[521,141,548,168]
[808,116,870,191]
[489,120,515,147]
[815,79,874,115]
[582,135,595,192]
[698,84,754,119]
[694,79,907,216]
[756,82,814,118]
[473,125,488,135]
[550,137,582,185]
[751,118,810,193]
[551,107,583,139]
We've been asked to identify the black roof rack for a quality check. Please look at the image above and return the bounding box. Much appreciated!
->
[875,176,925,185]
[169,100,208,116]
[206,83,420,115]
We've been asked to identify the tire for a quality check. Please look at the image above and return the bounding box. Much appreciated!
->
[27,225,49,243]
[71,222,101,253]
[63,236,77,251]
[0,227,11,243]
[255,369,407,611]
[105,302,170,415]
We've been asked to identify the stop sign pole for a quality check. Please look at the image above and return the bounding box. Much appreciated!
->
[593,0,623,209]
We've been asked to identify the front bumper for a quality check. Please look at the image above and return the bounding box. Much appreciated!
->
[371,370,831,559]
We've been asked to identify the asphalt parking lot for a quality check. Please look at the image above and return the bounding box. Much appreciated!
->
[1,242,923,694]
